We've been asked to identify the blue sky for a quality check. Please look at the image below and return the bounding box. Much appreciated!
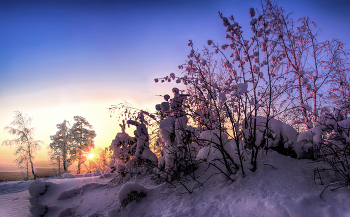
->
[0,0,349,166]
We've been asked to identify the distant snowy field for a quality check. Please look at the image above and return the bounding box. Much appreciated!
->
[0,151,350,217]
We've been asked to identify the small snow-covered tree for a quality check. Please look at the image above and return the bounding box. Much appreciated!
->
[49,120,71,173]
[1,111,43,180]
[126,112,158,164]
[69,116,96,174]
[108,120,137,174]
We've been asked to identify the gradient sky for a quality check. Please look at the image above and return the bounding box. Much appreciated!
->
[1,0,350,170]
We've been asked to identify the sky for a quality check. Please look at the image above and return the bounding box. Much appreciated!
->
[1,0,350,170]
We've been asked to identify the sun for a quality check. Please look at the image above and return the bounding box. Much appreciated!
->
[88,154,95,159]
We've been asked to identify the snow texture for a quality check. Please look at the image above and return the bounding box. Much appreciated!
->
[58,183,102,200]
[1,152,350,216]
[61,173,77,179]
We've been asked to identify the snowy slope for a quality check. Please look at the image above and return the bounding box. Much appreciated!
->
[0,151,350,217]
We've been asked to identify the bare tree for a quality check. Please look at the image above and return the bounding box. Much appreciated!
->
[1,111,43,180]
[261,0,350,130]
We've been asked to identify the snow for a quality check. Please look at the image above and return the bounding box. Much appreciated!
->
[61,173,77,179]
[197,130,239,163]
[0,151,349,216]
[28,179,46,197]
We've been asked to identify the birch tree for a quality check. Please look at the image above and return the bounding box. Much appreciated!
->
[1,111,43,180]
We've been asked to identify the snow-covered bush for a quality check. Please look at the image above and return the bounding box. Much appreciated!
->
[153,88,201,184]
[108,121,137,174]
[196,130,239,167]
[308,114,350,185]
[108,107,159,184]
[155,2,303,173]
[129,113,158,163]
[117,182,148,208]
[107,0,350,194]
[242,115,299,158]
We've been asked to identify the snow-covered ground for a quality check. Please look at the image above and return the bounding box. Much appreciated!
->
[0,151,349,217]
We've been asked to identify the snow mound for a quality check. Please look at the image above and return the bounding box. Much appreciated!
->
[62,173,77,179]
[117,182,148,207]
[0,181,32,195]
[58,183,102,200]
[99,173,117,179]
[75,172,102,178]
[29,202,47,217]
[28,179,46,197]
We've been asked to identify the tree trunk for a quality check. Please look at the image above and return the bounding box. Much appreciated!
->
[77,152,81,174]
[26,161,29,181]
[57,156,61,175]
[28,142,37,180]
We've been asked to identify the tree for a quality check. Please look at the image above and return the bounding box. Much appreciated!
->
[259,1,350,130]
[1,111,43,180]
[49,120,71,173]
[69,116,96,174]
[89,148,112,173]
[47,148,62,176]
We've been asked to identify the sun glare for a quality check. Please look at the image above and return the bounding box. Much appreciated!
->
[88,154,95,159]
